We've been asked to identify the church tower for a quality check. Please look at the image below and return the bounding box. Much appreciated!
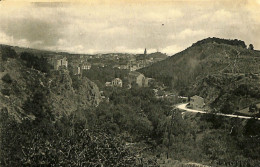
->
[144,48,147,55]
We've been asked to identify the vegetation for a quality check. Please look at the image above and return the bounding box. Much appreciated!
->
[0,45,17,61]
[140,38,259,92]
[248,44,254,50]
[1,41,260,166]
[140,37,260,117]
[1,88,11,96]
[20,52,52,73]
[0,109,141,166]
[82,66,129,88]
[192,37,247,48]
[1,73,12,84]
[71,87,260,166]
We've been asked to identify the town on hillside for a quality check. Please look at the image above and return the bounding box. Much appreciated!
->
[43,48,173,99]
[1,37,260,167]
[1,1,260,166]
[47,48,167,75]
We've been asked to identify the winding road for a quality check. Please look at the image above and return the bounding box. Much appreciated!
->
[176,103,260,120]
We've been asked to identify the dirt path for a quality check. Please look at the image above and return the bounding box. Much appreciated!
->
[176,103,260,120]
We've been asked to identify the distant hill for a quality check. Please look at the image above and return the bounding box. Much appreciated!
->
[191,37,247,48]
[139,37,260,113]
[140,37,260,88]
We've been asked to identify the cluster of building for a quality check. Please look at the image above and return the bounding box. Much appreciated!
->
[72,62,92,75]
[49,55,92,75]
[113,49,167,72]
[128,71,154,87]
[105,71,154,88]
[49,55,157,88]
[48,48,167,75]
[113,59,147,72]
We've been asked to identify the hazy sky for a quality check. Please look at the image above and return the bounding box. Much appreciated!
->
[0,0,259,55]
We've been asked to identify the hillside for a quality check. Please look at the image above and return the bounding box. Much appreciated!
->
[0,45,101,121]
[192,73,260,114]
[139,37,260,113]
[1,43,260,166]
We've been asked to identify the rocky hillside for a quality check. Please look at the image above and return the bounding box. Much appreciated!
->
[192,73,260,114]
[0,45,101,121]
[140,37,260,113]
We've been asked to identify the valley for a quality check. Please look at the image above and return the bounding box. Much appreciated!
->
[1,38,260,167]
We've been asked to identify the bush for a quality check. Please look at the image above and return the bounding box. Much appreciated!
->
[22,91,54,122]
[20,52,51,73]
[0,112,140,166]
[71,75,81,90]
[1,46,17,61]
[2,73,12,84]
[220,102,234,114]
[248,44,254,50]
[1,89,10,96]
[244,119,260,136]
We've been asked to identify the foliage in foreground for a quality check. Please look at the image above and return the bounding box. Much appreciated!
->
[1,77,260,166]
[0,110,146,166]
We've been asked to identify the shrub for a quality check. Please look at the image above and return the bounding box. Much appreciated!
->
[248,44,254,50]
[1,46,17,61]
[0,113,140,166]
[20,52,51,73]
[71,75,81,90]
[1,89,10,96]
[2,73,12,84]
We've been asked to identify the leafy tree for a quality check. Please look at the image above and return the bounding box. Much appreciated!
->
[244,118,260,136]
[249,104,257,113]
[1,89,11,96]
[22,91,54,123]
[1,46,17,61]
[248,44,254,50]
[0,113,141,166]
[1,73,12,84]
[20,52,51,73]
[71,75,81,90]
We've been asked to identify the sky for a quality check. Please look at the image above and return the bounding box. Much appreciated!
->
[0,0,259,55]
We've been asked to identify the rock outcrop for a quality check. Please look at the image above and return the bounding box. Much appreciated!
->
[0,46,101,121]
[49,69,101,115]
[191,74,260,113]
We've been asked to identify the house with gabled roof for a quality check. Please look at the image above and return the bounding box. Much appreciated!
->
[128,71,146,87]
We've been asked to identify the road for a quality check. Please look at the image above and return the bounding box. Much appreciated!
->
[176,103,260,120]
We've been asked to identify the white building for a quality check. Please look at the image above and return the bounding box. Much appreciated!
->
[111,78,123,87]
[53,57,68,70]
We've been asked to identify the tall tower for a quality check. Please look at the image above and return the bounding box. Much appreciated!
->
[144,48,147,55]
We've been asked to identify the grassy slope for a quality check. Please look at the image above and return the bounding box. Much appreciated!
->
[140,38,260,113]
[141,42,260,88]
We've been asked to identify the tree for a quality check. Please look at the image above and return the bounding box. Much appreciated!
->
[22,91,54,122]
[248,44,254,50]
[20,52,51,73]
[1,46,17,61]
[2,73,12,84]
[249,104,257,113]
